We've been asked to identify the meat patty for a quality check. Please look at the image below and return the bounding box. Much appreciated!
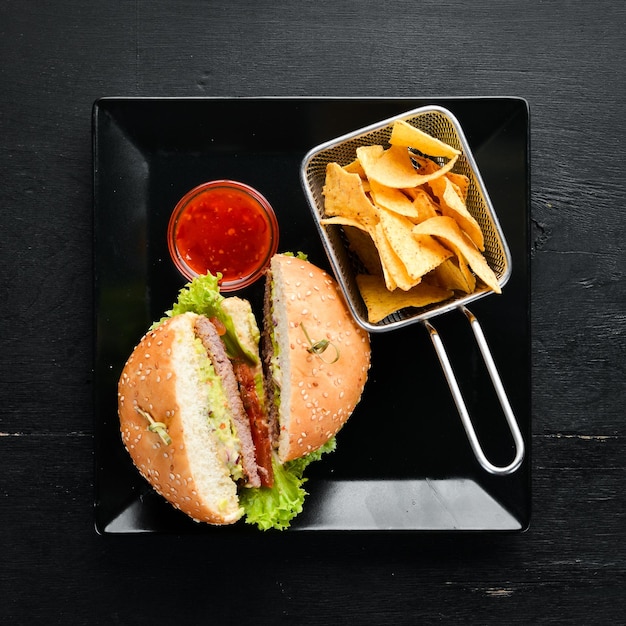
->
[194,316,261,488]
[261,277,280,447]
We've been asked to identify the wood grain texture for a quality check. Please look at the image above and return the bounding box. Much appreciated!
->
[1,434,623,623]
[1,0,625,623]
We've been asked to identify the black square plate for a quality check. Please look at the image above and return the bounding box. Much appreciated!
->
[93,97,530,533]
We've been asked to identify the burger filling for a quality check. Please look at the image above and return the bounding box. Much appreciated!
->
[262,277,282,447]
[193,315,262,488]
[192,336,245,483]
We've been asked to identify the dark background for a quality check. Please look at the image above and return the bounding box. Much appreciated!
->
[1,1,624,624]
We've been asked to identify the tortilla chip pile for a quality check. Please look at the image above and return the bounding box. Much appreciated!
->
[321,120,500,323]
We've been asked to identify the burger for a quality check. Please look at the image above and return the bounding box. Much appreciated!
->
[117,253,371,530]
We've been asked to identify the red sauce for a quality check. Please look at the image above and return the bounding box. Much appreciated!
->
[169,181,278,289]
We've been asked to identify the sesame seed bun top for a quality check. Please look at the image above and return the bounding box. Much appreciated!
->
[264,254,371,463]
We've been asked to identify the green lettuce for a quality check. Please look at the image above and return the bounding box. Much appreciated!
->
[153,272,256,364]
[239,438,337,531]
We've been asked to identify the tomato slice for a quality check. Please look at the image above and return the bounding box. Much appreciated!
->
[232,360,274,487]
[210,317,227,336]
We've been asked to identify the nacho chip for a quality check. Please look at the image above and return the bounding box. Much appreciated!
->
[444,241,477,292]
[353,145,384,172]
[343,158,367,178]
[379,208,451,282]
[412,216,500,293]
[407,187,439,223]
[427,175,484,250]
[428,257,476,293]
[322,162,379,227]
[410,154,442,175]
[369,179,420,219]
[370,222,414,291]
[389,120,461,158]
[358,144,458,189]
[446,171,470,201]
[357,274,452,323]
[342,225,384,276]
[320,215,372,232]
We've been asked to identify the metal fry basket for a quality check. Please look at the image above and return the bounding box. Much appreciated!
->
[300,105,524,475]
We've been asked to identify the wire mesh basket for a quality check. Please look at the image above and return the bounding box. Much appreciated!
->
[301,105,512,331]
[300,105,524,475]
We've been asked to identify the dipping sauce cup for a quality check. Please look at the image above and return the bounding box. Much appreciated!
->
[168,180,279,291]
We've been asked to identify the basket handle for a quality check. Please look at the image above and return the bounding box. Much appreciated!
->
[423,306,525,475]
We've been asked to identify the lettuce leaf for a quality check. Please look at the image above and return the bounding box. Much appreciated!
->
[153,272,257,364]
[283,250,308,261]
[239,438,337,531]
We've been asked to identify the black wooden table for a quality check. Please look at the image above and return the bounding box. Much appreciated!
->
[2,1,624,623]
